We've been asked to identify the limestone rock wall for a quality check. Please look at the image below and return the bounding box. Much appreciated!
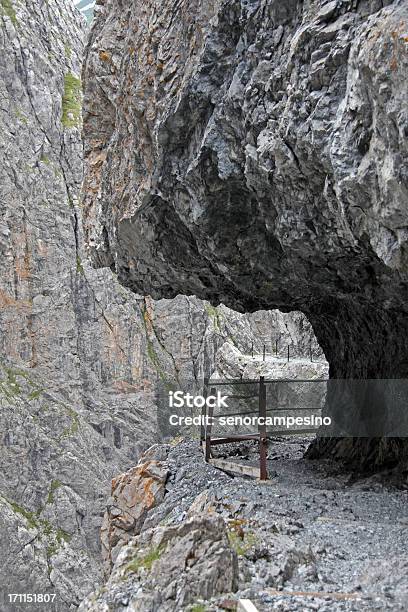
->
[82,0,408,382]
[0,0,321,605]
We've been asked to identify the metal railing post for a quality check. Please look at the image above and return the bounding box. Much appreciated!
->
[258,376,268,480]
[205,386,216,462]
[201,377,209,446]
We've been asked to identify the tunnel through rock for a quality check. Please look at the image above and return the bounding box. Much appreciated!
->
[82,0,408,470]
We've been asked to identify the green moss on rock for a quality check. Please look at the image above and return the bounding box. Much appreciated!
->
[204,303,222,331]
[46,529,71,559]
[0,365,43,402]
[227,527,258,557]
[15,109,28,125]
[28,388,44,401]
[125,544,165,574]
[0,0,18,27]
[61,72,82,128]
[58,406,80,439]
[76,255,84,275]
[190,604,208,612]
[1,495,73,560]
[8,500,39,530]
[47,479,62,504]
[64,44,72,60]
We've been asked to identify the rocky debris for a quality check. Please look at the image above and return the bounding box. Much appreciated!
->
[80,514,238,612]
[79,440,408,611]
[101,460,169,572]
[359,555,408,605]
[82,0,408,464]
[100,443,233,574]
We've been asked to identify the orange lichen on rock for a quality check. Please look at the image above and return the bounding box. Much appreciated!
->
[0,289,32,310]
[98,50,111,62]
[102,458,169,572]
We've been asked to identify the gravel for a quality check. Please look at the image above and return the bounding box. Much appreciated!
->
[163,438,408,611]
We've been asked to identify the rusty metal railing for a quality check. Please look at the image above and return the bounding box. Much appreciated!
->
[201,377,327,480]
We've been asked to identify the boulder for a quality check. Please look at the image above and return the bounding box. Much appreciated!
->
[101,460,169,572]
[80,514,238,611]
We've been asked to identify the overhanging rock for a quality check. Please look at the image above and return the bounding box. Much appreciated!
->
[82,0,408,465]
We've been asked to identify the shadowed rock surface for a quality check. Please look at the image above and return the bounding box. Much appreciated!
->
[82,0,408,466]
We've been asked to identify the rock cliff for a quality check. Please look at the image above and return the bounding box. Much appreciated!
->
[0,0,320,606]
[82,0,408,465]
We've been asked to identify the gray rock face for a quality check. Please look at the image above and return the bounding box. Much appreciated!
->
[79,513,238,612]
[0,2,110,607]
[214,342,328,380]
[79,443,241,611]
[0,0,321,605]
[0,363,126,610]
[82,0,408,385]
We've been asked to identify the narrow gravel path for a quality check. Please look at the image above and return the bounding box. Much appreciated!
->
[211,437,408,611]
